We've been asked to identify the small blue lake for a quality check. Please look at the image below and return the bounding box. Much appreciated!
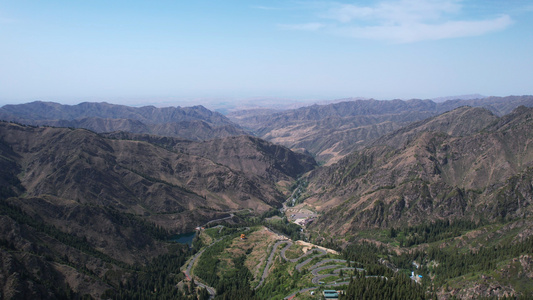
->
[169,232,196,245]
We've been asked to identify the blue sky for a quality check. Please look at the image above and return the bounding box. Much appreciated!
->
[1,0,532,107]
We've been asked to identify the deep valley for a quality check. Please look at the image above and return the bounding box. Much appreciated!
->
[1,97,533,299]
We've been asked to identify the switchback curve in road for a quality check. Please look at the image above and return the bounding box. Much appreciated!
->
[183,238,222,299]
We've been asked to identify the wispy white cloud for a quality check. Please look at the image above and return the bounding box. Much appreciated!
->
[278,22,325,31]
[334,15,512,43]
[283,0,513,43]
[324,0,461,24]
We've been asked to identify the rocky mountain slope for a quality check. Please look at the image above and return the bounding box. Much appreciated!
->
[0,101,247,141]
[0,121,316,298]
[229,96,533,163]
[2,97,533,299]
[303,106,533,235]
[0,122,315,229]
[104,132,315,182]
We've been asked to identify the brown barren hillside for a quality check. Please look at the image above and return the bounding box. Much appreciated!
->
[229,96,533,163]
[0,122,315,232]
[304,106,533,235]
[0,121,315,298]
[103,132,316,183]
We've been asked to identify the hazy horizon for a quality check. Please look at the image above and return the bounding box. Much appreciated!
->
[0,93,497,114]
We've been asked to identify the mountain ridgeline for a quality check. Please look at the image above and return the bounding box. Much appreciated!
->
[0,101,247,141]
[305,106,533,234]
[2,96,533,299]
[0,123,316,230]
[229,95,533,163]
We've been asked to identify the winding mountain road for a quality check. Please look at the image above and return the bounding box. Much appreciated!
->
[183,238,222,299]
[255,240,328,289]
[255,238,360,296]
[184,225,366,299]
[184,224,253,298]
[252,238,375,299]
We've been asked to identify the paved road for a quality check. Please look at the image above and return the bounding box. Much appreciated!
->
[185,224,366,299]
[286,276,386,298]
[184,224,252,297]
[294,248,327,271]
[255,240,291,290]
[184,238,222,299]
[283,280,352,300]
[279,241,297,262]
[281,251,368,298]
[284,287,318,300]
[308,258,351,270]
[256,238,358,297]
[311,265,349,276]
[202,209,252,227]
[255,240,330,289]
[310,265,357,284]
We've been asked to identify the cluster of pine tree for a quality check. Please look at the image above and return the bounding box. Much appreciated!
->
[0,200,126,269]
[264,217,302,240]
[343,241,388,268]
[103,245,211,300]
[391,219,480,246]
[214,255,256,300]
[255,260,305,299]
[341,273,429,300]
[193,232,258,300]
[425,235,533,285]
[0,190,214,299]
[343,229,533,297]
[104,207,170,241]
[340,241,429,298]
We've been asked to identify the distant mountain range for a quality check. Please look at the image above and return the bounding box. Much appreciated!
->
[3,96,533,163]
[0,101,247,141]
[228,95,533,163]
[431,94,485,102]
